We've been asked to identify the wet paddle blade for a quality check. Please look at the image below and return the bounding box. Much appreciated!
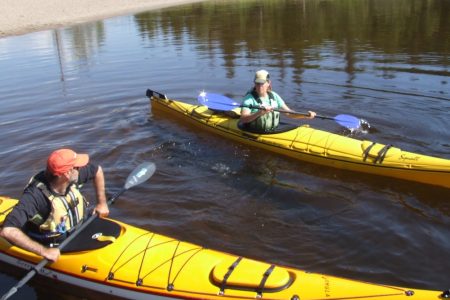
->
[334,114,362,130]
[124,162,156,189]
[198,92,239,111]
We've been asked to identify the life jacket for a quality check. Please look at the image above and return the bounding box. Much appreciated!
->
[245,90,280,132]
[26,174,86,240]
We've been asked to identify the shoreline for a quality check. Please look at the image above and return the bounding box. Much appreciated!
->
[0,0,207,38]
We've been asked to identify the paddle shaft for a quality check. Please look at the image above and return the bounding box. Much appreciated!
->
[197,93,364,129]
[246,104,334,120]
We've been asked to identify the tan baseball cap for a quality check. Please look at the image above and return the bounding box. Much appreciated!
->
[254,70,270,84]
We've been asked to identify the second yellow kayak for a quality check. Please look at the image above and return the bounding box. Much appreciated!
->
[148,89,450,189]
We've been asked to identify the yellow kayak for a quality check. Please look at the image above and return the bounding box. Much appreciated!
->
[147,89,450,189]
[0,197,446,299]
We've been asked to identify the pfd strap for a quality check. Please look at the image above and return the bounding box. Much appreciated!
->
[250,90,274,105]
[362,142,376,162]
[374,144,392,164]
[219,256,242,295]
[256,264,275,298]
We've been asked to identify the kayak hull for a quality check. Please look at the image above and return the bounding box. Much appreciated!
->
[0,196,444,300]
[149,92,450,188]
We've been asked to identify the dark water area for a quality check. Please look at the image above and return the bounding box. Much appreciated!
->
[0,0,449,298]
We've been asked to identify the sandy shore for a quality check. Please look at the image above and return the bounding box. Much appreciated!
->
[0,0,207,38]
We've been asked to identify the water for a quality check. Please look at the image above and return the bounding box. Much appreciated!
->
[0,0,449,298]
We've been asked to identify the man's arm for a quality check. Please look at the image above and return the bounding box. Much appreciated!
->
[280,102,316,119]
[93,166,109,217]
[0,227,60,261]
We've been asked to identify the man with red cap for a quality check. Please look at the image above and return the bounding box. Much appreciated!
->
[0,149,109,262]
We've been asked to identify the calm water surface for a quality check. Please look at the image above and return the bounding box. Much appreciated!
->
[0,0,449,298]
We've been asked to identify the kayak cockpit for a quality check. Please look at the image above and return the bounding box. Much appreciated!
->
[62,218,122,253]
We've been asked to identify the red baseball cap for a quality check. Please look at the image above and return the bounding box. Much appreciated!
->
[47,149,89,176]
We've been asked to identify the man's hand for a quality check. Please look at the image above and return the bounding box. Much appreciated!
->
[94,203,109,218]
[259,104,274,114]
[40,247,61,262]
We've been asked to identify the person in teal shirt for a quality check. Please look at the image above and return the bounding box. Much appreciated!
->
[239,70,316,133]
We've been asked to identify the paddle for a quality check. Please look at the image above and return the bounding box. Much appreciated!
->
[1,162,156,300]
[197,92,369,130]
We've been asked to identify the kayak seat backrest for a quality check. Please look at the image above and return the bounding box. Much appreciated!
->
[211,256,293,294]
[61,218,122,253]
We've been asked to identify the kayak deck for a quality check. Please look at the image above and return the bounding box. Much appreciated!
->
[0,197,445,299]
[148,89,450,189]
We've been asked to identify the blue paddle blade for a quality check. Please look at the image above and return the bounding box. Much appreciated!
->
[197,92,240,111]
[334,114,361,129]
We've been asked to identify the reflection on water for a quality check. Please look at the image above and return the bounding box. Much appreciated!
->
[134,0,449,93]
[0,0,449,299]
[53,22,105,81]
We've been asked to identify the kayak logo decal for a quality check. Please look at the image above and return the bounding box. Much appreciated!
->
[399,154,420,161]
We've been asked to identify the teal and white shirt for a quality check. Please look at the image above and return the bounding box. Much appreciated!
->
[241,90,285,132]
